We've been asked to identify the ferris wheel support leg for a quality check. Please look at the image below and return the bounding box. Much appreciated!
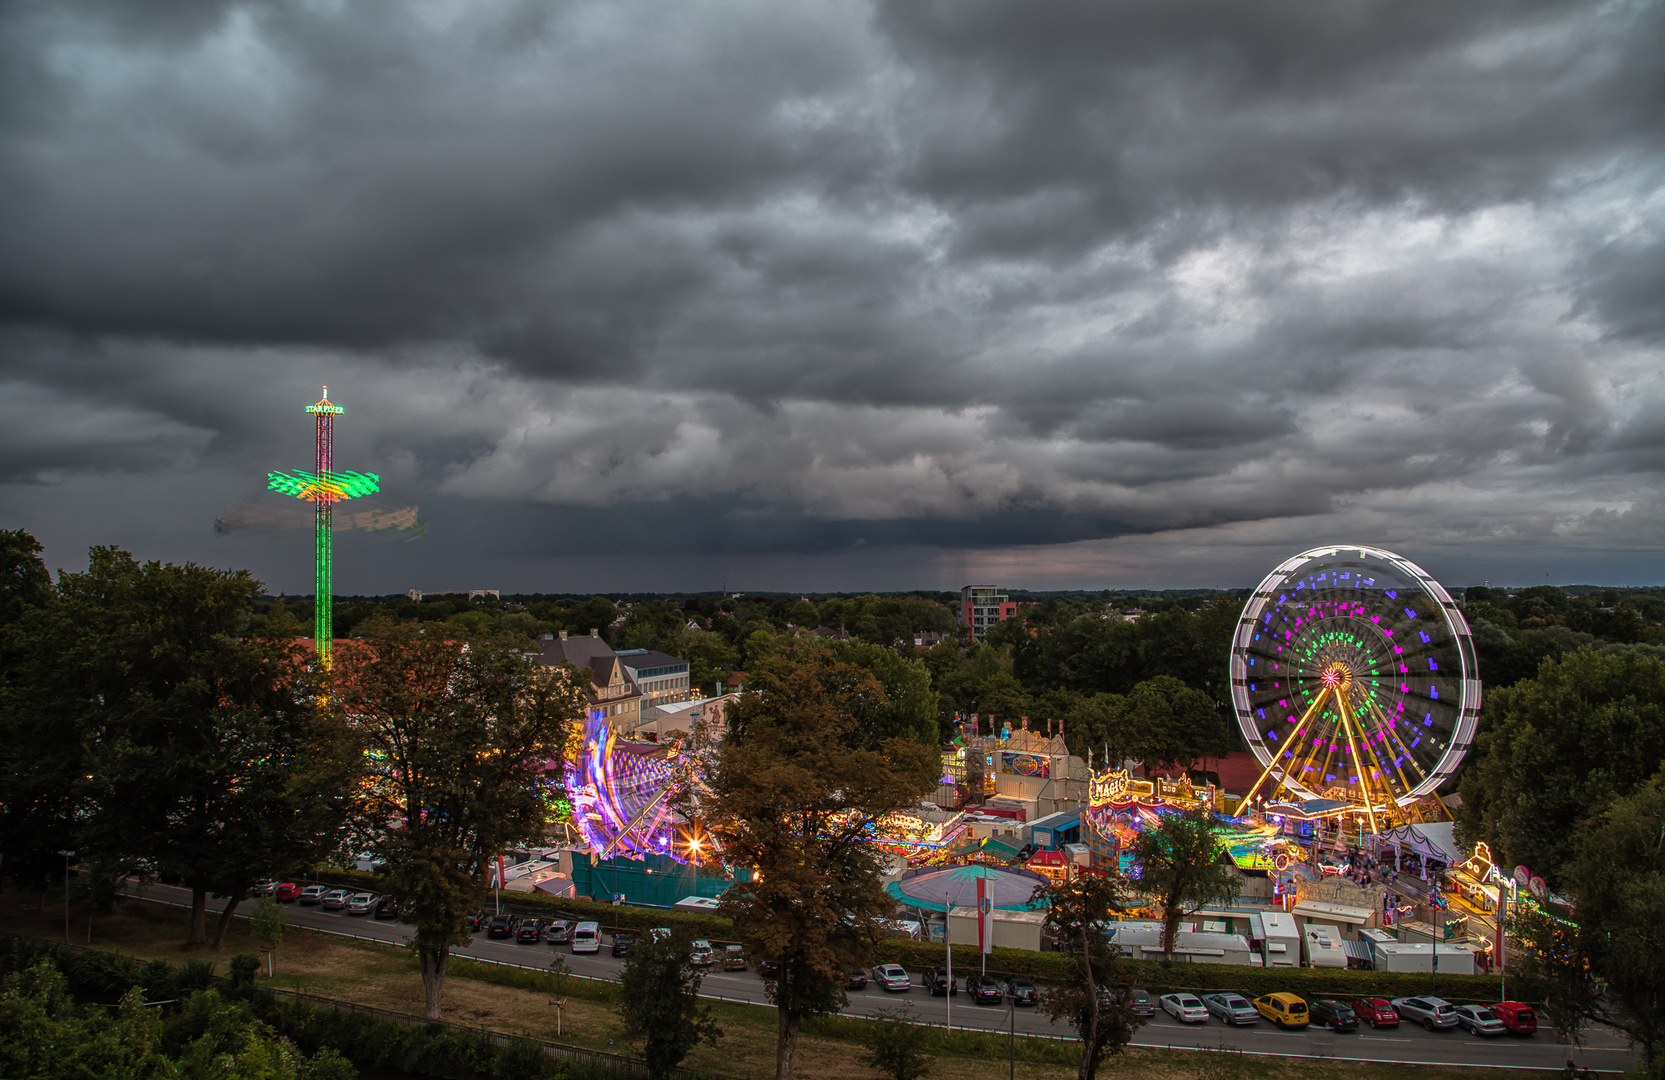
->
[1241,688,1331,807]
[1335,693,1379,836]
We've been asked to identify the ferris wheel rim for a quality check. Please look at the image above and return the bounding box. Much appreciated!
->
[1229,545,1480,806]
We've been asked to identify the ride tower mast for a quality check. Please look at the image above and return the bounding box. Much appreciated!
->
[266,387,379,671]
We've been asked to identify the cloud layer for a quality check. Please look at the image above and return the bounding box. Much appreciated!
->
[1,0,1661,591]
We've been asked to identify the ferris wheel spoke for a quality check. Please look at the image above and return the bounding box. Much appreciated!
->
[1240,686,1332,805]
[1365,696,1433,791]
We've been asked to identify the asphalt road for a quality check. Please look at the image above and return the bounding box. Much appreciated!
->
[136,885,1637,1073]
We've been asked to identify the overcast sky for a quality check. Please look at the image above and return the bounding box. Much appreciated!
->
[2,0,1661,595]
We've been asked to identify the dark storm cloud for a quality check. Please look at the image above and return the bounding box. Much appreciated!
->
[1,0,1661,589]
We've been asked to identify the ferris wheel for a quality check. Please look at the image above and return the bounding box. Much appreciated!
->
[1230,546,1480,830]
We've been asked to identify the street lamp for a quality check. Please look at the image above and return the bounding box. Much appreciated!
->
[59,851,74,943]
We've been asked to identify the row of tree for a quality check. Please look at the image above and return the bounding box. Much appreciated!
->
[0,529,589,1023]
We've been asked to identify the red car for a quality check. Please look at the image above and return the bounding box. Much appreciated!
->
[1490,1001,1537,1036]
[1353,998,1399,1029]
[273,883,302,902]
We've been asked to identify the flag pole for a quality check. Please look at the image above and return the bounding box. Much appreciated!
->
[946,890,952,1031]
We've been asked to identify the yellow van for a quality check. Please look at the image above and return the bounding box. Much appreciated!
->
[1253,993,1310,1029]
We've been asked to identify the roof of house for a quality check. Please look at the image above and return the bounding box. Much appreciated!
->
[532,631,615,670]
[613,650,688,673]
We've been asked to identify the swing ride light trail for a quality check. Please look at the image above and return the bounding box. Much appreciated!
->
[267,387,379,670]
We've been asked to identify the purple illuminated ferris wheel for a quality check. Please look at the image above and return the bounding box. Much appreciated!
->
[1230,546,1480,831]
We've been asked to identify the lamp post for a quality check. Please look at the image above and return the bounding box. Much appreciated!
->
[1432,902,1442,994]
[59,850,75,943]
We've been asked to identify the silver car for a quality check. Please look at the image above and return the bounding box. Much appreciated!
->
[346,892,376,914]
[870,964,911,992]
[1201,993,1259,1025]
[1454,1005,1507,1036]
[1392,996,1459,1031]
[1159,993,1209,1023]
[320,888,351,910]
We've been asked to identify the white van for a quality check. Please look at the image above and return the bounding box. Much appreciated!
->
[571,921,600,953]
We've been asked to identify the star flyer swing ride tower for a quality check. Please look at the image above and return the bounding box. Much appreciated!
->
[265,387,380,670]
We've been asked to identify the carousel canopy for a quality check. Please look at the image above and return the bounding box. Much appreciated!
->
[886,863,1049,913]
[1379,820,1464,863]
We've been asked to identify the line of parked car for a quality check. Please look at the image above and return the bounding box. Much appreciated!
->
[1154,990,1535,1038]
[862,961,1537,1040]
[263,880,404,919]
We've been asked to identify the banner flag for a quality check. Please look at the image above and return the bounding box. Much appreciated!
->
[976,876,993,955]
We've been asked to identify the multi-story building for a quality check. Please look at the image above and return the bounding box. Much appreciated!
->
[533,629,643,729]
[615,649,692,711]
[960,585,1017,640]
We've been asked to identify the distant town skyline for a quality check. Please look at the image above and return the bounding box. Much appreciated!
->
[3,2,1661,594]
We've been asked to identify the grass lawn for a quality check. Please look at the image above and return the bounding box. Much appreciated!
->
[1,890,1557,1080]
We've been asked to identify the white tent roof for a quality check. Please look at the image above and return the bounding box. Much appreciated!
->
[1379,820,1464,863]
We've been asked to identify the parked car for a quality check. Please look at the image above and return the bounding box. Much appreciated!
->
[1454,1005,1508,1037]
[1004,977,1038,1006]
[462,910,490,931]
[690,940,715,967]
[571,922,600,953]
[1118,988,1157,1018]
[845,969,868,990]
[610,932,634,957]
[1392,996,1459,1031]
[1491,1001,1537,1036]
[1252,993,1310,1029]
[516,917,546,943]
[253,879,279,895]
[320,888,350,910]
[724,945,748,971]
[1353,998,1399,1029]
[546,919,573,945]
[486,913,521,939]
[966,975,1003,1005]
[346,893,376,915]
[298,885,327,906]
[921,967,957,997]
[1201,993,1259,1025]
[1160,993,1209,1024]
[757,957,780,979]
[871,964,911,992]
[274,883,302,903]
[379,898,407,921]
[1308,999,1359,1032]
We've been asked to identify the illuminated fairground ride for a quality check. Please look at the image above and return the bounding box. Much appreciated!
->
[564,710,716,864]
[1230,546,1480,834]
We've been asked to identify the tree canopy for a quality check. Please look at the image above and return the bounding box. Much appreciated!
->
[1457,648,1665,889]
[709,639,938,1080]
[333,618,586,1020]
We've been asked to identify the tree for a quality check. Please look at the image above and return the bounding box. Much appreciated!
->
[827,638,940,747]
[1121,676,1228,775]
[1567,772,1665,1070]
[1131,807,1243,961]
[1458,648,1665,889]
[1503,903,1598,1047]
[333,618,585,1020]
[859,1005,932,1080]
[1036,873,1141,1080]
[56,548,356,947]
[709,640,938,1080]
[0,530,80,892]
[251,896,286,978]
[617,931,722,1079]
